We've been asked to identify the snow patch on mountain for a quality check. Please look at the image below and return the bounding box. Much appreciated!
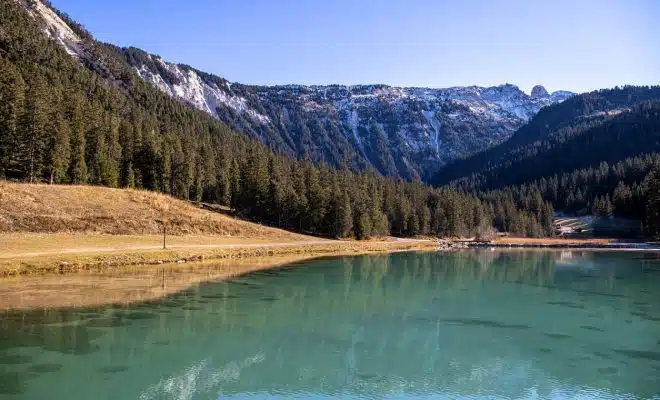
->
[422,110,442,155]
[24,0,574,180]
[20,0,87,60]
[345,108,366,154]
[134,58,270,124]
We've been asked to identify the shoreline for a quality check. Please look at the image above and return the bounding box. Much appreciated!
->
[0,245,435,310]
[453,237,660,251]
[464,242,660,250]
[2,236,659,310]
[0,236,438,277]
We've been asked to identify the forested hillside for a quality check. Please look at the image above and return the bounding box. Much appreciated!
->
[431,86,660,236]
[433,86,660,189]
[18,0,573,180]
[118,45,571,180]
[0,0,553,239]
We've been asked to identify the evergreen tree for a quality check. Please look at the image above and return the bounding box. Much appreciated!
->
[0,59,25,177]
[327,177,353,238]
[645,167,660,238]
[229,158,241,212]
[0,0,565,241]
[45,113,71,184]
[68,99,88,184]
[23,75,49,181]
[267,155,285,225]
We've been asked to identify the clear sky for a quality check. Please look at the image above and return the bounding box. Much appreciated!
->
[50,0,659,94]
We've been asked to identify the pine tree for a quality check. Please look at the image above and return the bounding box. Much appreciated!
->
[45,113,71,184]
[305,161,326,232]
[353,206,372,240]
[217,169,230,206]
[327,176,353,238]
[193,165,203,204]
[241,145,269,219]
[419,205,431,236]
[392,194,411,236]
[267,156,285,225]
[68,98,88,184]
[407,212,420,236]
[645,167,660,238]
[291,164,309,231]
[0,59,25,177]
[23,76,49,181]
[103,114,122,187]
[229,158,241,213]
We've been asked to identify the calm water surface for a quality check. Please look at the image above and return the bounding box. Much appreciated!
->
[1,251,659,399]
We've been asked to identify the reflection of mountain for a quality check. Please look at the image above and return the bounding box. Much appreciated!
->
[1,252,658,399]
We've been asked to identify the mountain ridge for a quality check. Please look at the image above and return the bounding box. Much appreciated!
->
[432,85,660,191]
[23,0,574,179]
[124,50,574,179]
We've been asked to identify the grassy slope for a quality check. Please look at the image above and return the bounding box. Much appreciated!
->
[0,182,436,276]
[0,181,308,238]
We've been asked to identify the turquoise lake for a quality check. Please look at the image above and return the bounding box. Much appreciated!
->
[0,251,659,399]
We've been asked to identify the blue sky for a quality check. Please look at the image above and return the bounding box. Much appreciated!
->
[50,0,659,93]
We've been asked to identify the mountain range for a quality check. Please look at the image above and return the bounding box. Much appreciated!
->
[28,0,573,179]
[433,86,660,189]
[5,0,660,238]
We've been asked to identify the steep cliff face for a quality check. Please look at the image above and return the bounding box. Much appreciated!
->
[24,0,573,179]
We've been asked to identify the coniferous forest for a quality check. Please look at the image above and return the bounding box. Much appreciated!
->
[432,86,660,237]
[5,0,660,239]
[0,0,555,239]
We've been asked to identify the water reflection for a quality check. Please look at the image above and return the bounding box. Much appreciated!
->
[0,251,659,399]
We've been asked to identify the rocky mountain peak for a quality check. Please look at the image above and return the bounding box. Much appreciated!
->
[531,85,550,99]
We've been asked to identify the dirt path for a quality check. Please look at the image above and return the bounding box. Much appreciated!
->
[1,240,335,259]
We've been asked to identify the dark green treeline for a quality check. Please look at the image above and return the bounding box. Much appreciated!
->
[0,0,552,239]
[474,154,660,237]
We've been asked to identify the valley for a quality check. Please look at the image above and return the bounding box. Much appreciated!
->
[0,2,658,398]
[1,0,659,258]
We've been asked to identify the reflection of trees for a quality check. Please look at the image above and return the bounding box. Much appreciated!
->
[0,250,617,347]
[1,251,658,399]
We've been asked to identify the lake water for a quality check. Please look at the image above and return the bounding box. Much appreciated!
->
[1,251,659,399]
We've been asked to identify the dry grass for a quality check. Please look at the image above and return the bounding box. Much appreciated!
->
[0,182,438,308]
[0,233,315,258]
[0,240,437,277]
[0,181,308,239]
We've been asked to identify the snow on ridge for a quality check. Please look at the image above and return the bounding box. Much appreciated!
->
[135,65,173,97]
[137,59,270,124]
[22,0,87,60]
[323,84,570,124]
[133,55,570,128]
[21,0,570,130]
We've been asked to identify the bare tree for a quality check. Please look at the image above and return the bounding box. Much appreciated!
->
[151,196,170,249]
[475,223,497,242]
